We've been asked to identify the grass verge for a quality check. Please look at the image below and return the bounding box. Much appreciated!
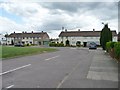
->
[1,46,58,59]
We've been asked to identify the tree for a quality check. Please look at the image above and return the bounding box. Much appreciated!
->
[100,24,112,50]
[65,40,70,46]
[11,40,14,45]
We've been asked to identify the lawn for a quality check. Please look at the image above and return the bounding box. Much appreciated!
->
[1,46,57,59]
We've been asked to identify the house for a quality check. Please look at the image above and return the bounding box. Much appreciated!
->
[6,31,50,46]
[118,32,120,41]
[58,29,118,47]
[0,34,7,45]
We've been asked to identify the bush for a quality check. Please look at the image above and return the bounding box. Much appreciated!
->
[49,42,56,47]
[57,43,64,47]
[114,42,120,61]
[110,42,116,48]
[49,42,64,47]
[106,41,116,52]
[24,43,31,47]
[106,41,111,52]
[106,41,120,62]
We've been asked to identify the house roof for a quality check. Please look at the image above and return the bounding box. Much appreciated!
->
[6,32,49,38]
[59,30,117,37]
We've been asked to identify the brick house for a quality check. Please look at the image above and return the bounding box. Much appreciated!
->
[6,31,50,46]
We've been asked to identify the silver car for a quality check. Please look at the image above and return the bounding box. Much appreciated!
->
[89,42,97,49]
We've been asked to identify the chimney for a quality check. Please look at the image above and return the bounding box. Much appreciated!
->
[14,31,15,33]
[32,31,33,33]
[65,29,67,32]
[62,27,64,31]
[22,31,24,33]
[42,31,43,33]
[78,29,80,31]
[93,29,95,32]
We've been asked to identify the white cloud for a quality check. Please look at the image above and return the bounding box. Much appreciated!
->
[0,1,118,38]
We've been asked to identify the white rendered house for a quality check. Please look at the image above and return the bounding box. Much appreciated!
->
[58,29,118,47]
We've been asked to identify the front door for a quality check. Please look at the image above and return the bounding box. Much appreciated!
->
[83,42,87,47]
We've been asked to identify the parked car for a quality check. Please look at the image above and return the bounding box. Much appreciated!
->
[14,43,24,47]
[89,42,97,49]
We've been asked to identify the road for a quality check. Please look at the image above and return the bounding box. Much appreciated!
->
[1,47,118,89]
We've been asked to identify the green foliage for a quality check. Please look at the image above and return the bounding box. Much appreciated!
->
[2,46,57,59]
[106,42,111,52]
[24,43,31,47]
[106,41,116,52]
[49,42,56,47]
[49,42,64,47]
[100,24,112,50]
[114,42,120,59]
[110,42,116,48]
[106,41,120,61]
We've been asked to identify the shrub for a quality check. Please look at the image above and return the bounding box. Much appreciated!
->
[49,42,56,47]
[106,41,116,52]
[114,42,120,61]
[110,42,116,48]
[106,41,111,52]
[58,43,64,47]
[49,42,64,47]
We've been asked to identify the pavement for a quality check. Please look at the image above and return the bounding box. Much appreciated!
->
[1,47,118,89]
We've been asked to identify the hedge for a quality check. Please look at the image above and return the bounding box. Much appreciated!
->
[114,42,120,61]
[49,42,64,47]
[106,41,120,62]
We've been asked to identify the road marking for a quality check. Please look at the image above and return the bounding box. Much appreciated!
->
[6,85,14,88]
[45,55,60,61]
[56,61,81,88]
[57,74,69,88]
[0,64,31,76]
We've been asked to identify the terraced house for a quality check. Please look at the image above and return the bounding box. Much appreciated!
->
[6,31,50,46]
[59,29,118,47]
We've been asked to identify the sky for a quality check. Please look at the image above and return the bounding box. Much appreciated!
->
[0,0,119,38]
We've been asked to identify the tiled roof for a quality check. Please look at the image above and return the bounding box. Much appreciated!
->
[59,30,117,37]
[7,32,48,38]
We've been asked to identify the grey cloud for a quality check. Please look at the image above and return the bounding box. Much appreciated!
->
[35,2,118,32]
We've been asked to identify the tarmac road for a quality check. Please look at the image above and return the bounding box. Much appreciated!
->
[1,47,118,89]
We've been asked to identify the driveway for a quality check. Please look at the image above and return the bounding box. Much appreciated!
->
[1,47,118,89]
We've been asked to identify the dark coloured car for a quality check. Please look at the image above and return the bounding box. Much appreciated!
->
[89,42,97,49]
[14,43,24,47]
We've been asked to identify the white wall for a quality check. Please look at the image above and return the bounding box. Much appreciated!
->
[0,34,6,45]
[59,36,118,46]
[113,36,118,42]
[6,38,14,45]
